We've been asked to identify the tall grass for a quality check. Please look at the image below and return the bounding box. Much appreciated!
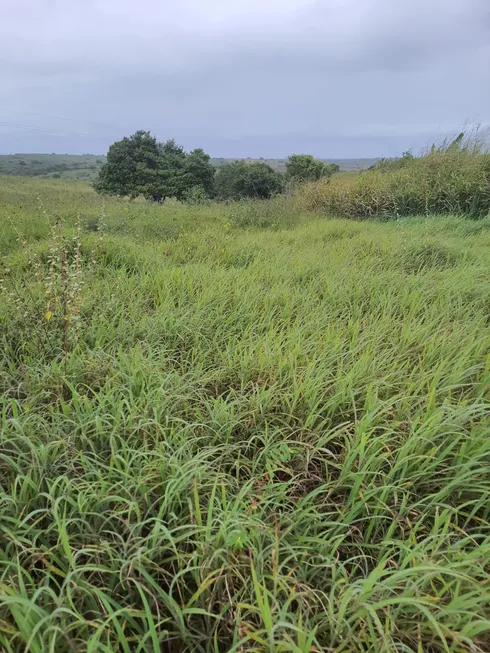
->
[0,179,490,651]
[298,134,490,219]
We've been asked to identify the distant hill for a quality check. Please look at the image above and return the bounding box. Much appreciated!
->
[0,153,379,180]
[211,158,379,172]
[0,154,106,180]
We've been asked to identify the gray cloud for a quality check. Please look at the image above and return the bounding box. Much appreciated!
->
[1,0,488,157]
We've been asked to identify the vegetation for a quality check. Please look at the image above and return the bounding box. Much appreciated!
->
[286,154,339,183]
[180,157,378,174]
[214,160,284,200]
[0,154,106,180]
[0,175,489,651]
[94,131,215,202]
[0,154,376,180]
[0,154,379,182]
[297,137,490,219]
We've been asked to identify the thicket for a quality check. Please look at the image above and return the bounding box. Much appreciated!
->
[297,135,490,219]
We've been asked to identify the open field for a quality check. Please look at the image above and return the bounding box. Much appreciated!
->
[1,177,489,652]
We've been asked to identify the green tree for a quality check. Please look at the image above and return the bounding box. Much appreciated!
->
[155,139,187,202]
[215,161,284,200]
[94,131,161,200]
[286,154,337,183]
[95,132,215,202]
[183,148,215,199]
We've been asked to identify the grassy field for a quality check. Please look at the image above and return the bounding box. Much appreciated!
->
[0,177,489,652]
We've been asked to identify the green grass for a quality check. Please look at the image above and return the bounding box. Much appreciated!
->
[1,178,489,652]
[297,144,490,219]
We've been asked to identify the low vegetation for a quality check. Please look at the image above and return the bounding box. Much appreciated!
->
[297,136,490,219]
[0,175,489,651]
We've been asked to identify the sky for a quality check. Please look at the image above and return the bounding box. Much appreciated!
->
[0,0,489,158]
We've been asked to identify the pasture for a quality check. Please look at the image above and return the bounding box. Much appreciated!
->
[0,178,489,652]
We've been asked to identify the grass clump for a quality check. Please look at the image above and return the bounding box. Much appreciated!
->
[0,179,490,652]
[298,135,490,219]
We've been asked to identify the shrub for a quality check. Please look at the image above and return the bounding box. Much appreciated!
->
[297,137,490,219]
[215,161,284,200]
[286,154,339,183]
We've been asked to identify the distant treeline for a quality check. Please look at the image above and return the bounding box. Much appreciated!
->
[0,151,378,182]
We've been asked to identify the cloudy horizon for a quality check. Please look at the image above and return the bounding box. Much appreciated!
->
[1,0,489,158]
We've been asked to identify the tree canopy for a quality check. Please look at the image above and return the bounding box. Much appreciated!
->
[286,154,339,183]
[214,161,284,200]
[95,131,215,202]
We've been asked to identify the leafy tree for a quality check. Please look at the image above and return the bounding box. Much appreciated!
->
[215,161,284,200]
[154,139,187,202]
[95,132,215,202]
[94,131,162,200]
[286,154,337,183]
[183,148,215,199]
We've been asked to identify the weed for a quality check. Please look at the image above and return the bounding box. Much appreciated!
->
[0,178,489,651]
[297,134,490,219]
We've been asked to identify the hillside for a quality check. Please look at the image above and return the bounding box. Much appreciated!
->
[0,153,378,180]
[0,153,106,180]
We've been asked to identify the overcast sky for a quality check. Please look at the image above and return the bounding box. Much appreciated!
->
[1,0,488,158]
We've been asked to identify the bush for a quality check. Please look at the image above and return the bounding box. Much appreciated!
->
[297,139,490,219]
[286,154,339,183]
[215,161,284,200]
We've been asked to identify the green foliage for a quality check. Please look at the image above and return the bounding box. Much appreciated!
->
[286,153,339,183]
[325,161,340,175]
[183,148,215,199]
[0,178,490,651]
[95,132,215,202]
[227,195,301,228]
[215,160,284,200]
[94,130,162,200]
[371,149,415,172]
[0,154,105,180]
[298,138,490,219]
